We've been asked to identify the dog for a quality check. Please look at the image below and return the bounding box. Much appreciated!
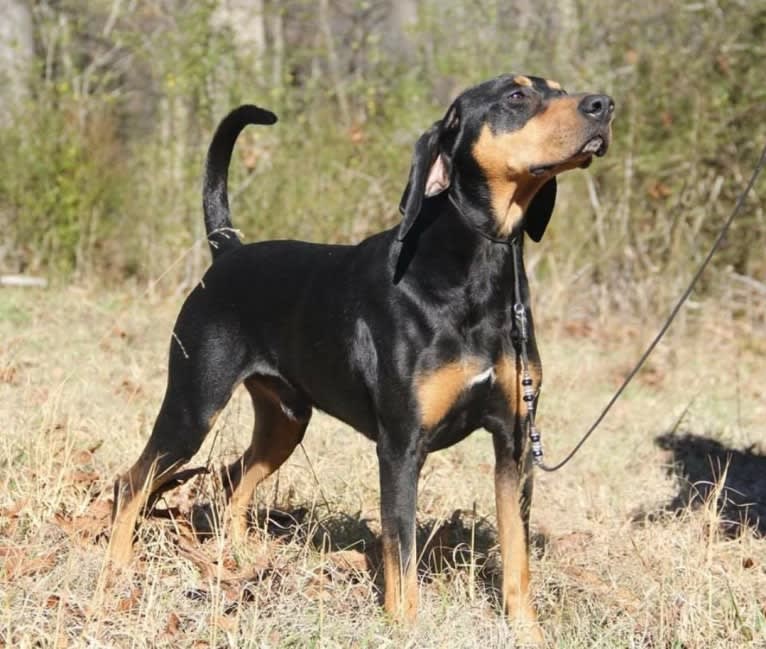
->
[109,73,613,641]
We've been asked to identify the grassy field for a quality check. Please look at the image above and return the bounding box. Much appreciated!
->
[1,281,765,648]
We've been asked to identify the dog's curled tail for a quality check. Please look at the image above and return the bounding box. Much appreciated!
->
[203,104,278,260]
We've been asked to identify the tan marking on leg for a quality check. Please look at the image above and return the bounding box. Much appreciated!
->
[108,458,169,566]
[227,417,304,540]
[495,355,542,416]
[495,464,543,644]
[513,75,533,87]
[545,79,562,90]
[381,526,418,622]
[227,380,306,541]
[415,358,483,429]
[108,489,143,566]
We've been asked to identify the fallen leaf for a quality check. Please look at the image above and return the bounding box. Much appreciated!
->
[165,611,181,636]
[175,536,239,582]
[715,54,730,75]
[0,364,19,385]
[639,365,666,388]
[0,498,29,518]
[477,463,492,475]
[349,124,365,144]
[112,326,129,340]
[54,499,111,544]
[563,566,640,613]
[647,180,672,200]
[115,378,143,399]
[212,614,236,632]
[116,586,142,612]
[563,320,594,339]
[222,554,238,572]
[0,545,57,579]
[551,531,593,555]
[326,549,370,574]
[67,470,100,486]
[72,449,95,466]
[304,571,333,601]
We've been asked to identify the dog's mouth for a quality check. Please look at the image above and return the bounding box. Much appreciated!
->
[574,135,609,170]
[580,135,608,156]
[529,134,610,176]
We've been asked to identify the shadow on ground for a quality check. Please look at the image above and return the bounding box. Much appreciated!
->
[246,505,547,604]
[654,431,766,536]
[142,497,552,614]
[144,471,548,610]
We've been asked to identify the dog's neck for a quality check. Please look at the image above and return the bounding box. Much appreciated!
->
[447,193,521,246]
[392,194,530,312]
[449,171,533,243]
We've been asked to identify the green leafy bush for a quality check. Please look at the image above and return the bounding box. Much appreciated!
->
[0,0,763,309]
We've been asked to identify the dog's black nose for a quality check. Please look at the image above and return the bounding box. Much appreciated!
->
[578,94,615,121]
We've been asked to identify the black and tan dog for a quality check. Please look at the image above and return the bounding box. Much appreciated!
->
[109,74,613,640]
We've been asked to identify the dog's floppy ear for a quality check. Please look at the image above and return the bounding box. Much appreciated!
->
[524,177,557,242]
[397,106,459,241]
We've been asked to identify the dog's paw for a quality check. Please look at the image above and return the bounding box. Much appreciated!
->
[514,621,545,646]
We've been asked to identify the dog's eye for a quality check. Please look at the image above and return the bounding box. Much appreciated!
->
[508,90,526,101]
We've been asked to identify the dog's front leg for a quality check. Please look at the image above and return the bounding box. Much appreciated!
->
[377,434,422,622]
[492,432,543,644]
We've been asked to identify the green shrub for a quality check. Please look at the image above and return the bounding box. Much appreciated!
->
[0,88,126,278]
[0,0,763,307]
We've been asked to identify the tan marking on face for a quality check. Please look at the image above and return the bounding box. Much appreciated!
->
[546,79,562,90]
[495,355,542,416]
[381,528,418,622]
[415,358,484,429]
[472,96,589,234]
[494,465,543,641]
[513,75,533,87]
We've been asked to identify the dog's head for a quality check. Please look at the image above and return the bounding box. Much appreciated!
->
[398,74,614,242]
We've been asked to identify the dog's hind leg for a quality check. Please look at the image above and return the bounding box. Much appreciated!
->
[109,388,235,565]
[109,308,249,566]
[222,377,311,541]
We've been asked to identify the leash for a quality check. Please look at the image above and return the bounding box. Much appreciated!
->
[509,239,545,465]
[511,142,766,472]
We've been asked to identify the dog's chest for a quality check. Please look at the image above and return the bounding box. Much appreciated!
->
[415,350,540,451]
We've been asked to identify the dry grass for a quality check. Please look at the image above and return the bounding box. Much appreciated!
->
[1,284,765,648]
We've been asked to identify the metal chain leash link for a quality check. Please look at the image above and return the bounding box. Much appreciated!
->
[510,241,545,466]
[512,301,544,463]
